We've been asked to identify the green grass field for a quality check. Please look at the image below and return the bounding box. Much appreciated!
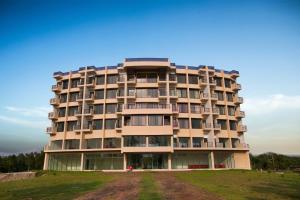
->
[0,170,299,200]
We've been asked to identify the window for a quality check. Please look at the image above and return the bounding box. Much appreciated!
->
[164,116,170,125]
[229,120,237,130]
[178,103,188,113]
[130,115,147,126]
[148,115,163,126]
[215,77,222,87]
[58,107,66,117]
[68,106,78,116]
[216,91,224,101]
[69,92,79,102]
[136,88,158,98]
[64,139,80,149]
[105,119,116,129]
[193,137,201,147]
[96,75,105,85]
[85,139,101,149]
[94,104,104,114]
[93,119,103,130]
[217,105,226,115]
[188,75,198,84]
[106,104,117,114]
[228,106,235,116]
[189,89,200,99]
[177,74,186,83]
[224,79,231,88]
[179,137,190,147]
[71,78,80,88]
[177,88,187,98]
[226,93,233,102]
[190,104,202,113]
[149,136,170,146]
[217,119,227,130]
[95,90,104,99]
[106,74,118,84]
[124,136,146,147]
[62,80,69,89]
[106,89,117,99]
[191,118,202,129]
[50,140,62,150]
[60,93,67,103]
[67,121,77,131]
[104,138,121,148]
[57,122,64,132]
[127,88,135,96]
[147,73,157,83]
[179,118,189,129]
[87,76,94,84]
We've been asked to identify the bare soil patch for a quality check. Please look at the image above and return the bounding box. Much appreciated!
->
[154,172,223,200]
[74,173,141,200]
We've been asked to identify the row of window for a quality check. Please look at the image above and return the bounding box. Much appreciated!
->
[54,117,238,131]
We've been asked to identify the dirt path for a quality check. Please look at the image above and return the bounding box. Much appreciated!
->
[154,172,223,200]
[75,173,141,200]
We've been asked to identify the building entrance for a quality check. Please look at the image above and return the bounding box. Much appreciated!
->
[127,153,168,169]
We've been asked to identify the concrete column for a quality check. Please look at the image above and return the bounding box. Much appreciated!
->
[43,153,49,170]
[80,153,85,171]
[123,153,127,171]
[168,153,172,170]
[209,151,215,169]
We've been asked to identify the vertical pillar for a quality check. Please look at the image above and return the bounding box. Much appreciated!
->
[80,153,84,171]
[168,153,172,170]
[209,151,215,169]
[43,153,49,170]
[123,153,127,171]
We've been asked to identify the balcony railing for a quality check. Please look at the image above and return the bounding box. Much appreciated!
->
[235,96,244,104]
[46,127,56,134]
[52,85,61,92]
[124,104,170,109]
[50,98,59,105]
[201,93,209,100]
[233,83,242,90]
[48,112,58,119]
[212,107,219,115]
[211,93,218,100]
[214,123,221,130]
[199,78,208,86]
[203,123,212,130]
[84,109,93,115]
[202,107,210,114]
[236,111,245,118]
[237,124,247,132]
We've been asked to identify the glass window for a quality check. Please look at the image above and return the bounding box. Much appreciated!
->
[95,90,104,99]
[177,88,187,98]
[105,119,116,129]
[178,137,190,147]
[217,119,227,130]
[190,104,201,113]
[93,119,103,130]
[69,92,79,102]
[71,78,80,88]
[192,137,201,147]
[106,89,117,99]
[215,77,222,87]
[229,120,237,130]
[178,103,188,113]
[127,88,135,96]
[107,74,118,84]
[68,106,78,116]
[60,93,68,103]
[94,104,104,114]
[164,116,170,125]
[136,88,158,98]
[148,115,163,126]
[57,122,64,132]
[225,79,231,88]
[149,136,170,146]
[189,89,200,99]
[188,75,198,84]
[131,115,147,126]
[217,105,226,115]
[191,118,202,129]
[124,136,146,147]
[216,91,224,101]
[226,93,233,102]
[228,106,235,116]
[85,139,101,149]
[105,104,117,114]
[58,107,66,117]
[177,74,186,83]
[62,80,69,89]
[67,121,77,131]
[64,139,80,149]
[179,118,189,129]
[96,75,105,85]
[104,138,121,148]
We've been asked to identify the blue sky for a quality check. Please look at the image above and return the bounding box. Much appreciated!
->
[0,0,299,155]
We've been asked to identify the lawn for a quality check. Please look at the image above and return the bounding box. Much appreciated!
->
[175,170,300,200]
[139,173,162,200]
[0,171,114,200]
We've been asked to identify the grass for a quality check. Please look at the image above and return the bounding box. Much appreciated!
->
[0,171,113,200]
[175,170,300,200]
[139,172,162,200]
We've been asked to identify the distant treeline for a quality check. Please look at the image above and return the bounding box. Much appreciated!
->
[1,151,300,172]
[0,151,44,173]
[250,152,300,170]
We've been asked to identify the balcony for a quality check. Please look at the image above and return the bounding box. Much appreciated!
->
[212,107,219,115]
[202,107,210,115]
[52,85,61,92]
[85,93,94,102]
[83,108,93,116]
[233,83,241,90]
[214,123,221,131]
[169,75,177,84]
[209,79,216,87]
[117,91,124,100]
[86,80,95,88]
[46,127,55,135]
[74,124,81,133]
[236,111,245,118]
[50,98,59,105]
[211,93,218,101]
[127,75,136,84]
[123,104,172,115]
[172,105,179,114]
[117,76,125,84]
[82,124,92,133]
[234,96,244,104]
[237,124,247,132]
[127,91,136,99]
[203,123,212,130]
[78,79,85,87]
[199,78,208,87]
[169,90,178,99]
[76,94,83,102]
[201,93,209,101]
[158,89,167,99]
[48,112,58,120]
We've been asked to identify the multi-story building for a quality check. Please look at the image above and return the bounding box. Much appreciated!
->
[44,58,250,171]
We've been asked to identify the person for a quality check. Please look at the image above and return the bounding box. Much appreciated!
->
[128,165,133,172]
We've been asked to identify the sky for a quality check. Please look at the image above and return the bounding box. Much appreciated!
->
[0,0,299,155]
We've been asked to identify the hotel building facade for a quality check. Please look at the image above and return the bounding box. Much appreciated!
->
[44,58,250,171]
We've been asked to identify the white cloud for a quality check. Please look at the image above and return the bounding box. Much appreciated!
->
[243,94,300,115]
[0,115,48,128]
[5,106,51,117]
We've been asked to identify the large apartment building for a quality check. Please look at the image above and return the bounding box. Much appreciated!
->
[44,58,250,171]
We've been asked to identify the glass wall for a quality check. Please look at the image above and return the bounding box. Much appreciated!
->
[127,154,168,169]
[171,152,209,169]
[148,136,170,147]
[124,136,146,147]
[85,153,123,170]
[48,153,81,171]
